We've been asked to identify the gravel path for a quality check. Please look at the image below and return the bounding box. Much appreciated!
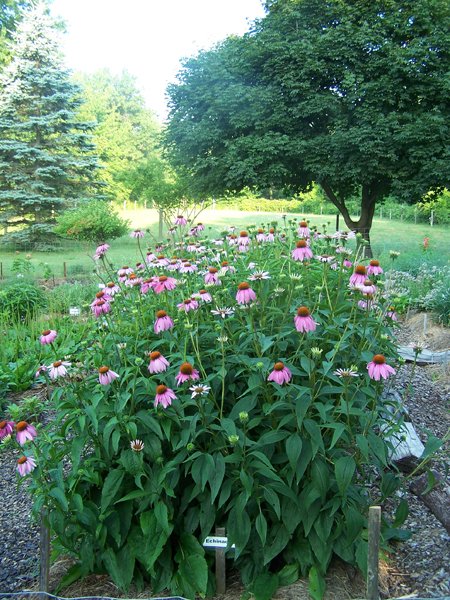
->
[1,329,449,598]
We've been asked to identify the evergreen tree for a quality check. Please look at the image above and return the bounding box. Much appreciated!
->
[0,2,102,249]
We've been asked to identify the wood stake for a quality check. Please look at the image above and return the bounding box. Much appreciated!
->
[215,527,226,594]
[39,509,50,592]
[63,261,67,278]
[367,506,381,600]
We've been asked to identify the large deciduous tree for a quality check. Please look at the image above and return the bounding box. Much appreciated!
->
[0,2,102,249]
[166,0,450,254]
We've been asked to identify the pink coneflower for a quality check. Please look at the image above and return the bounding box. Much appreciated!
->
[316,254,334,263]
[17,455,37,476]
[91,298,111,318]
[125,274,142,287]
[357,279,377,296]
[367,354,396,381]
[105,281,120,295]
[350,265,367,286]
[166,259,180,272]
[266,228,276,242]
[156,255,170,267]
[140,277,155,294]
[130,439,145,452]
[40,329,57,345]
[220,261,236,274]
[196,222,205,231]
[0,420,15,439]
[48,360,70,380]
[35,365,47,378]
[177,298,199,312]
[238,231,250,246]
[386,307,399,321]
[343,259,353,268]
[297,221,310,238]
[98,366,119,385]
[175,362,200,386]
[236,282,257,305]
[179,262,198,274]
[358,298,377,311]
[95,243,110,258]
[154,310,174,333]
[118,265,133,276]
[294,307,317,333]
[256,228,266,243]
[152,275,177,294]
[15,421,37,445]
[228,233,238,245]
[154,384,176,408]
[135,261,145,271]
[146,251,156,263]
[249,271,271,281]
[195,289,213,302]
[292,239,313,261]
[148,351,170,374]
[130,229,145,238]
[268,362,292,385]
[174,215,187,226]
[366,260,384,276]
[205,267,221,285]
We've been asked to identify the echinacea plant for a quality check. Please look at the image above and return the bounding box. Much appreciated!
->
[24,219,417,599]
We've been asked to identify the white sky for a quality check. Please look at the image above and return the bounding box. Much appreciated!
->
[49,0,266,121]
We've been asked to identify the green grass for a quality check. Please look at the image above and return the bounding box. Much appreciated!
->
[0,208,448,281]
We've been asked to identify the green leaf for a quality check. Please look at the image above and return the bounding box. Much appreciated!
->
[252,572,279,600]
[263,524,290,565]
[393,499,409,527]
[256,512,267,545]
[209,452,226,502]
[49,487,68,512]
[263,486,281,518]
[308,566,326,600]
[278,564,299,586]
[285,433,302,471]
[101,469,124,513]
[421,434,443,459]
[334,456,356,496]
[178,554,208,596]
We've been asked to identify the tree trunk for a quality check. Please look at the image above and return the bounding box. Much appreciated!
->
[320,181,378,258]
[158,208,164,241]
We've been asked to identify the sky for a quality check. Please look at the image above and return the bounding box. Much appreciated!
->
[49,0,266,121]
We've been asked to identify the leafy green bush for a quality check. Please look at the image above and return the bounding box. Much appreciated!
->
[46,282,98,314]
[24,226,409,599]
[54,200,129,243]
[0,282,47,322]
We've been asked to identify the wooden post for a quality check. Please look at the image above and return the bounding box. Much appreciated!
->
[158,208,164,241]
[430,210,434,227]
[0,262,3,279]
[335,212,340,232]
[63,261,67,278]
[366,506,381,600]
[215,527,226,594]
[389,210,392,220]
[39,509,50,592]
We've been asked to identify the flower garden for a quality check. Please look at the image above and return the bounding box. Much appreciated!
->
[1,218,413,599]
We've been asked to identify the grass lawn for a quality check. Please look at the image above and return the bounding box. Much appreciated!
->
[0,208,448,281]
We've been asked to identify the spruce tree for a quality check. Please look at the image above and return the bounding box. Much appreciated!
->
[0,2,102,249]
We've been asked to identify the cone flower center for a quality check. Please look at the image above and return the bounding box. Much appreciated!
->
[159,276,168,282]
[42,329,51,336]
[150,351,161,360]
[258,229,264,233]
[269,228,275,233]
[16,421,28,431]
[209,267,218,273]
[274,362,285,371]
[199,290,207,295]
[370,260,380,267]
[99,366,109,374]
[156,310,167,318]
[157,255,165,260]
[300,221,308,227]
[180,362,194,375]
[18,456,28,465]
[238,282,250,290]
[184,299,192,304]
[156,384,168,394]
[96,291,105,299]
[53,361,62,367]
[296,240,307,248]
[121,266,129,269]
[107,282,115,288]
[297,306,310,317]
[240,231,248,237]
[221,261,228,267]
[0,420,6,429]
[355,265,366,275]
[373,354,386,364]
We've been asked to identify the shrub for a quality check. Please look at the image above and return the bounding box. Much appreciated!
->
[54,200,129,243]
[0,282,47,323]
[24,224,408,598]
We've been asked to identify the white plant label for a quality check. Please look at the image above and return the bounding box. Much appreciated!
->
[203,536,235,549]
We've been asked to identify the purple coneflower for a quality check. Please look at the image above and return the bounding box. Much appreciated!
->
[95,242,110,256]
[15,421,37,445]
[146,251,156,263]
[130,229,145,238]
[205,267,221,285]
[130,439,145,452]
[256,228,266,243]
[179,262,198,274]
[196,222,205,231]
[297,221,310,238]
[292,239,313,261]
[152,275,177,294]
[0,420,15,439]
[105,281,120,295]
[268,362,292,385]
[367,259,383,276]
[91,298,111,318]
[48,360,70,380]
[174,215,187,226]
[190,383,211,398]
[386,307,398,321]
[266,228,275,242]
[154,310,174,333]
[125,274,142,287]
[177,298,199,312]
[118,265,134,276]
[367,354,396,381]
[175,362,200,386]
[294,307,317,333]
[349,265,367,286]
[154,384,176,408]
[220,261,236,274]
[98,366,119,385]
[195,289,212,302]
[148,351,170,374]
[357,279,377,296]
[17,455,37,476]
[236,282,257,305]
[40,329,57,345]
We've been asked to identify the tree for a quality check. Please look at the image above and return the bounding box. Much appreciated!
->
[0,2,102,249]
[166,0,450,254]
[0,0,36,67]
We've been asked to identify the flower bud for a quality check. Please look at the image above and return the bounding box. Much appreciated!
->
[228,434,239,446]
[134,357,144,366]
[186,442,195,452]
[239,412,249,423]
